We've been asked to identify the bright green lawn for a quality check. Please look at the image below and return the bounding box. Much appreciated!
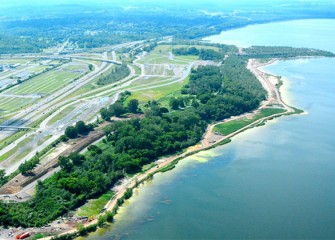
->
[214,108,287,135]
[127,76,189,104]
[77,191,114,219]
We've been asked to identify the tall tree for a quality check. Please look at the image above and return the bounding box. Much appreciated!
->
[75,121,89,135]
[65,126,78,139]
[127,99,139,113]
[169,97,179,110]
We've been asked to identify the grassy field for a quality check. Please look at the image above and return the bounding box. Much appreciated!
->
[174,55,198,61]
[47,105,77,126]
[67,83,98,99]
[132,64,141,75]
[5,63,86,96]
[48,60,62,65]
[61,63,88,72]
[0,136,33,163]
[137,44,212,65]
[64,65,119,99]
[0,62,88,113]
[127,76,189,105]
[28,65,50,73]
[0,114,13,125]
[0,96,36,112]
[137,55,191,65]
[77,191,114,219]
[214,108,287,135]
[130,76,174,87]
[0,130,27,151]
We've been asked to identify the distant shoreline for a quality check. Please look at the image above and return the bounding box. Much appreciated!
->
[203,18,335,52]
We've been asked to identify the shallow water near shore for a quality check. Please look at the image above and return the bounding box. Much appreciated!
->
[88,20,335,239]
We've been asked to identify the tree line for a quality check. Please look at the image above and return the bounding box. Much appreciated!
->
[244,46,335,58]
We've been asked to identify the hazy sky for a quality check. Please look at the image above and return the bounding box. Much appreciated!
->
[4,0,334,6]
[1,0,334,14]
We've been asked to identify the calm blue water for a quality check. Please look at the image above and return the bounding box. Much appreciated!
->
[88,20,335,239]
[204,19,335,52]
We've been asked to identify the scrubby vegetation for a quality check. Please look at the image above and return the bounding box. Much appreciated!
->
[99,91,134,120]
[96,64,130,85]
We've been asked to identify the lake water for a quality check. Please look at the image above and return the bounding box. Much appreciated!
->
[88,19,335,239]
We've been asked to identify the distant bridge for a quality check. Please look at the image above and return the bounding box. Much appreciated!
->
[0,126,32,131]
[70,56,122,65]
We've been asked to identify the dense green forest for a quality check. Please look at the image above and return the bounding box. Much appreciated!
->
[0,55,267,227]
[97,64,130,85]
[181,56,266,120]
[244,46,335,58]
[0,111,207,227]
[0,35,51,54]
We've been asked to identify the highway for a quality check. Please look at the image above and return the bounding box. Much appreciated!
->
[0,41,143,175]
[0,37,198,203]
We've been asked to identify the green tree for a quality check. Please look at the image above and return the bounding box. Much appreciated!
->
[68,152,85,166]
[106,212,114,222]
[88,64,94,71]
[65,126,78,139]
[97,216,106,227]
[75,121,89,135]
[58,156,73,172]
[0,169,7,186]
[127,99,139,113]
[191,100,200,108]
[169,97,179,110]
[18,157,39,175]
[109,102,126,117]
[100,107,112,121]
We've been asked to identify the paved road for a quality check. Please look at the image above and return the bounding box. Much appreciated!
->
[0,41,142,175]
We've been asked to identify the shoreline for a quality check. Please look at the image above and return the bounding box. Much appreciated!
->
[42,58,302,240]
